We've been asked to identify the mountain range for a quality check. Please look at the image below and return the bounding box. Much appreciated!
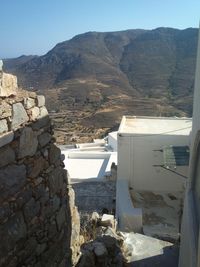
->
[4,27,198,143]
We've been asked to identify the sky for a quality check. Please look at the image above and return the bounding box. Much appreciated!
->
[0,0,199,58]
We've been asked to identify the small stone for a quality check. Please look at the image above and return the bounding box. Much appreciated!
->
[0,145,15,167]
[28,156,47,178]
[42,148,49,158]
[48,167,64,195]
[11,102,29,129]
[36,243,47,256]
[0,101,12,118]
[0,131,14,148]
[35,177,43,186]
[29,106,40,121]
[0,164,26,201]
[0,202,10,224]
[38,132,52,147]
[15,187,32,210]
[77,250,95,267]
[24,97,35,109]
[56,206,66,231]
[0,212,26,259]
[23,197,40,222]
[100,214,115,229]
[37,95,45,107]
[29,91,37,98]
[31,115,50,130]
[93,241,108,257]
[68,187,75,211]
[61,153,65,161]
[50,195,60,212]
[33,183,47,200]
[91,212,100,224]
[49,144,61,164]
[0,73,17,97]
[18,127,38,158]
[39,106,48,118]
[0,119,8,134]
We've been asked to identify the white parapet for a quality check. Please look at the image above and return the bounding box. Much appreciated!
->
[116,179,142,233]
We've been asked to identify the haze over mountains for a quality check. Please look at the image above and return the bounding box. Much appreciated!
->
[4,27,198,143]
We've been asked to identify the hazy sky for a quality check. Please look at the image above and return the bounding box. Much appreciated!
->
[1,0,199,58]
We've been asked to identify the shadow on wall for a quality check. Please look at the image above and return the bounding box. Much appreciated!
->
[0,104,78,266]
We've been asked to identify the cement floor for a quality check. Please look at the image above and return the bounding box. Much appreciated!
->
[122,232,179,267]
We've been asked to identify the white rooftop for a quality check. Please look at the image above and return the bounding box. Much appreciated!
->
[119,116,192,136]
[59,135,118,181]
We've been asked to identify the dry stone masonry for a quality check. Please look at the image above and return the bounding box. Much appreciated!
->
[0,65,80,267]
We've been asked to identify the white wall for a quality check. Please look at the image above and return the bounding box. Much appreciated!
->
[116,179,142,232]
[179,27,200,267]
[108,131,118,151]
[179,192,198,267]
[118,133,189,192]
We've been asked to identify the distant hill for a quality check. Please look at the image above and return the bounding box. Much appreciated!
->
[4,27,198,143]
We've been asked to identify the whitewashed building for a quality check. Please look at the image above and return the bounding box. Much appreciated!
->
[116,116,192,237]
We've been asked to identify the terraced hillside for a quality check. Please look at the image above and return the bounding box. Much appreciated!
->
[4,27,198,143]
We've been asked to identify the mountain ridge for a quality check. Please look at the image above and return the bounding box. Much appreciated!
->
[4,27,198,143]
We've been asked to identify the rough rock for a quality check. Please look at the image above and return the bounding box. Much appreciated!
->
[56,206,66,231]
[77,250,95,267]
[0,119,8,134]
[0,212,27,259]
[0,145,15,167]
[37,95,45,107]
[38,132,52,147]
[0,73,17,97]
[93,241,108,257]
[48,167,64,195]
[39,106,48,118]
[29,106,40,120]
[91,212,100,224]
[0,131,14,148]
[0,164,26,201]
[49,143,61,164]
[24,97,35,109]
[0,203,10,225]
[18,127,38,158]
[100,214,115,229]
[11,103,29,129]
[0,101,12,118]
[50,195,60,212]
[78,234,124,267]
[28,156,47,178]
[23,198,40,222]
[32,115,50,130]
[104,227,124,245]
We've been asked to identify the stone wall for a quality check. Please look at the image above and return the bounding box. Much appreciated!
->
[0,68,80,266]
[72,180,116,214]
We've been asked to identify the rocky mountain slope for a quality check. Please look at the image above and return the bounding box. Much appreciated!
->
[4,27,198,143]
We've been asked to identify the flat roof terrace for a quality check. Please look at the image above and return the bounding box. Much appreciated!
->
[119,116,192,135]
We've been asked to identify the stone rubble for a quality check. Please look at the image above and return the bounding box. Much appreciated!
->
[0,68,81,267]
[76,211,125,267]
[77,210,179,267]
